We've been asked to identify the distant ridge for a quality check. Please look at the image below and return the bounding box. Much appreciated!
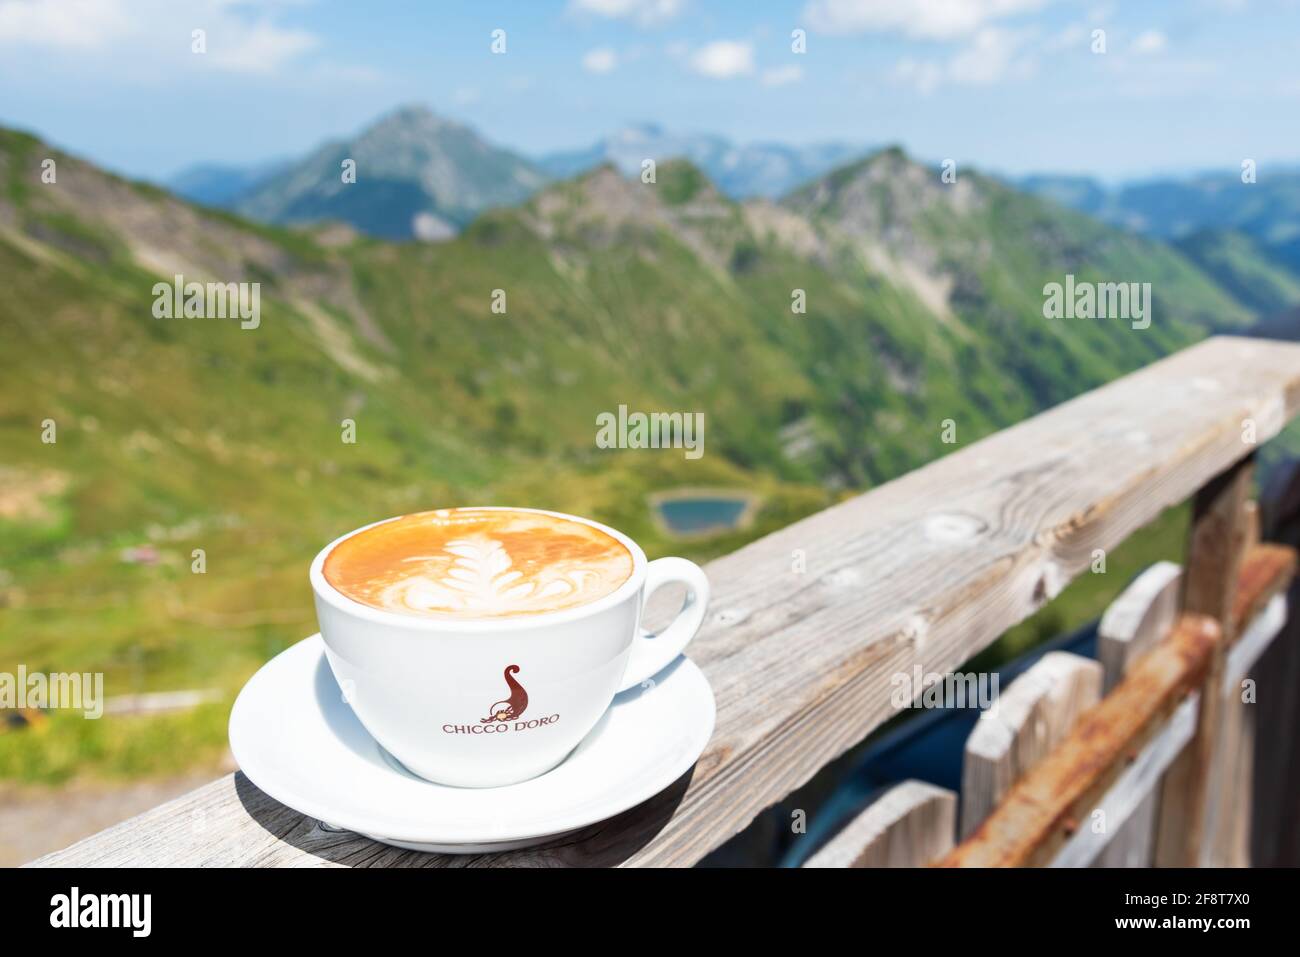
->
[538,123,865,199]
[1018,168,1300,255]
[194,105,549,240]
[166,159,290,208]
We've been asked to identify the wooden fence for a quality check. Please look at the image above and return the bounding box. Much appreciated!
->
[27,335,1300,867]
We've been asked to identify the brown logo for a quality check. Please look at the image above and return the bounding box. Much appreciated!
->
[481,665,528,723]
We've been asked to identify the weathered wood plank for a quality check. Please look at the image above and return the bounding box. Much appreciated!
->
[960,652,1101,838]
[1213,594,1287,866]
[803,781,956,868]
[1155,456,1255,867]
[31,336,1300,867]
[27,769,703,868]
[1094,561,1182,868]
[940,543,1296,868]
[1097,562,1182,694]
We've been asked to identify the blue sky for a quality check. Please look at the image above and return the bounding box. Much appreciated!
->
[0,0,1297,183]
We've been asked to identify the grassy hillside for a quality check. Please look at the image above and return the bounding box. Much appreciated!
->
[0,129,1273,784]
[1020,168,1300,319]
[1176,229,1300,316]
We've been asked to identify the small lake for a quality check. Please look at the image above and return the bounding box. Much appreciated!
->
[651,491,757,537]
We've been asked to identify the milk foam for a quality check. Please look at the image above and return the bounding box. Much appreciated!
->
[323,509,635,619]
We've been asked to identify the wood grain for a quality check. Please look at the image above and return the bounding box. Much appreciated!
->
[960,652,1101,838]
[803,781,956,868]
[30,336,1300,867]
[1098,562,1182,694]
[1155,458,1254,867]
[1211,504,1262,867]
[1094,561,1182,867]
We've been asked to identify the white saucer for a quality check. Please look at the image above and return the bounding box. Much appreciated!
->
[228,634,716,854]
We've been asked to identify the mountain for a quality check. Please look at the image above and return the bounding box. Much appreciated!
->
[229,105,549,240]
[1018,169,1300,241]
[165,159,289,208]
[538,123,864,198]
[161,117,858,239]
[0,126,1271,783]
[1019,169,1300,298]
[1174,230,1300,317]
[775,147,1252,441]
[1015,174,1110,219]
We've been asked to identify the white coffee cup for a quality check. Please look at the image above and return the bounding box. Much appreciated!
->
[309,507,710,788]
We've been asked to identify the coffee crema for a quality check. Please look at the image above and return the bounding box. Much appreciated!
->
[322,508,635,619]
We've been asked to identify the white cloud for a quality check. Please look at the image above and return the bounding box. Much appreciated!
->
[1131,29,1167,54]
[582,47,619,73]
[948,27,1025,83]
[569,0,684,27]
[0,0,322,76]
[207,20,318,75]
[805,0,1045,40]
[689,39,754,79]
[893,27,1033,92]
[0,0,130,49]
[761,64,803,86]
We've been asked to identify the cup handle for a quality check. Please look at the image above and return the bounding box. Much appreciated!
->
[618,557,711,693]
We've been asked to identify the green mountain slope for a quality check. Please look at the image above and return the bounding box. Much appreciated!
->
[1175,229,1300,316]
[1019,169,1300,300]
[0,129,1267,783]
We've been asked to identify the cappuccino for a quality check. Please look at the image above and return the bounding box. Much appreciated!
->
[322,508,634,620]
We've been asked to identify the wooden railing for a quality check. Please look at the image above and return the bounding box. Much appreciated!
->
[28,335,1300,867]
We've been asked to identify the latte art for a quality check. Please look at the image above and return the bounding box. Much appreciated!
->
[322,508,635,619]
